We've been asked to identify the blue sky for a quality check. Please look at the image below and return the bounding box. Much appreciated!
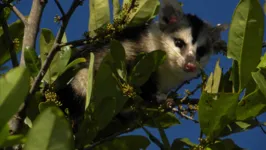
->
[5,0,266,149]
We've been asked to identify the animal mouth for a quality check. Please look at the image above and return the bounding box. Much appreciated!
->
[183,62,197,72]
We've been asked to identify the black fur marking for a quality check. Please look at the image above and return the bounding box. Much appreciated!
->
[196,46,207,61]
[186,14,205,44]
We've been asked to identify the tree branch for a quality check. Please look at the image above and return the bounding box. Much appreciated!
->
[54,0,65,16]
[9,4,27,25]
[9,0,84,135]
[20,0,47,65]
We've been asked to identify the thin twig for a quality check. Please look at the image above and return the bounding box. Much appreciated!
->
[54,0,65,16]
[172,108,199,123]
[255,117,266,134]
[9,4,27,25]
[142,126,164,149]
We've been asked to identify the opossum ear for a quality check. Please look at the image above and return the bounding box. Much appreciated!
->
[159,0,183,31]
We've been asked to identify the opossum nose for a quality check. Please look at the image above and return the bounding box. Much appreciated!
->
[184,62,197,72]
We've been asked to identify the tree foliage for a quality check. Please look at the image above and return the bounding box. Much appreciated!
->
[0,0,266,150]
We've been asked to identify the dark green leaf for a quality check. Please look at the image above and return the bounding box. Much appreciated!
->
[0,20,24,65]
[236,89,266,120]
[199,92,239,140]
[130,50,166,86]
[86,53,94,110]
[24,107,74,150]
[145,110,180,129]
[219,69,233,93]
[171,138,196,150]
[93,135,150,150]
[227,0,264,90]
[0,67,30,131]
[94,97,116,130]
[219,119,259,137]
[24,46,41,77]
[207,139,243,150]
[110,40,127,81]
[89,0,110,36]
[0,7,11,25]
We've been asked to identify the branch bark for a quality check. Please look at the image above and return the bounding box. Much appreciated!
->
[20,0,47,65]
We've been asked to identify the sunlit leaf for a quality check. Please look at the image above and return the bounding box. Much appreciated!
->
[24,107,74,150]
[0,67,30,131]
[126,0,160,27]
[112,0,120,17]
[227,0,264,90]
[89,0,110,36]
[85,53,94,110]
[199,92,239,140]
[236,89,266,120]
[0,134,26,148]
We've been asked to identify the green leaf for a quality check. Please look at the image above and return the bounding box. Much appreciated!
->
[38,101,58,113]
[252,70,266,97]
[85,53,94,110]
[110,40,127,81]
[0,124,9,147]
[94,97,116,130]
[0,7,11,25]
[59,57,87,76]
[236,89,266,120]
[227,0,264,90]
[257,53,266,68]
[219,119,259,137]
[24,46,41,77]
[24,107,74,150]
[0,20,24,65]
[93,135,150,150]
[0,134,26,148]
[230,61,240,92]
[130,50,166,86]
[171,138,196,150]
[219,69,233,93]
[40,29,71,83]
[126,0,160,27]
[198,92,239,140]
[145,110,180,129]
[0,67,30,131]
[112,0,120,17]
[89,0,110,36]
[207,139,243,150]
[205,60,222,93]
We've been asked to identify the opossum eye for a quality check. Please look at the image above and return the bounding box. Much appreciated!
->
[173,38,185,49]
